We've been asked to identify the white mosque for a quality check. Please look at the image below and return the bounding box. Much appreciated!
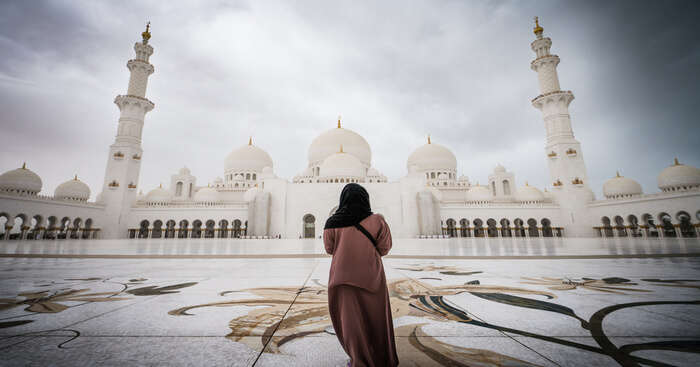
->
[1,19,699,241]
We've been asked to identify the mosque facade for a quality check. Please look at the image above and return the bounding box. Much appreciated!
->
[1,20,699,241]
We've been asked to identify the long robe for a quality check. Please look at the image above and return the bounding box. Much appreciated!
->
[324,213,399,367]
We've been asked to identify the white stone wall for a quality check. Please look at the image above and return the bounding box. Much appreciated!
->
[0,193,105,238]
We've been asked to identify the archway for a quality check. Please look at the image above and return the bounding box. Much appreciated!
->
[486,219,498,237]
[152,220,163,238]
[45,216,57,239]
[0,213,9,240]
[627,215,640,237]
[677,211,695,237]
[459,218,469,237]
[541,218,553,237]
[642,214,658,237]
[233,219,242,238]
[513,218,525,237]
[446,218,457,237]
[473,218,484,237]
[500,218,511,237]
[303,214,315,238]
[601,216,613,237]
[139,220,149,238]
[192,220,203,238]
[614,216,626,237]
[527,218,539,237]
[658,213,675,237]
[178,220,189,238]
[204,220,215,238]
[165,220,176,238]
[218,219,229,238]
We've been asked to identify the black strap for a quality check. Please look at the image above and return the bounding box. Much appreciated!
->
[354,223,379,252]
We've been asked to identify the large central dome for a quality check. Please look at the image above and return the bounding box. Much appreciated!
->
[308,120,371,168]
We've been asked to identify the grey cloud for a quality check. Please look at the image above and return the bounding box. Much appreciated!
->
[0,0,698,199]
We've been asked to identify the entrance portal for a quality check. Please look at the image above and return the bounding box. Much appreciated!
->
[303,214,315,238]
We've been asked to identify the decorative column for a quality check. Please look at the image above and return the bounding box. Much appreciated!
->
[524,228,530,238]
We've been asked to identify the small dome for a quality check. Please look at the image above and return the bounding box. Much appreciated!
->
[320,148,365,179]
[194,186,219,202]
[308,124,372,167]
[243,186,262,202]
[178,167,191,175]
[407,139,457,172]
[657,159,700,192]
[603,172,642,199]
[515,183,545,203]
[494,164,506,173]
[213,177,223,185]
[146,185,172,203]
[135,190,145,201]
[0,163,42,195]
[55,176,90,201]
[224,140,274,173]
[466,185,491,202]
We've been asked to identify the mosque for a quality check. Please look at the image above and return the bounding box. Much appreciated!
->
[1,19,699,241]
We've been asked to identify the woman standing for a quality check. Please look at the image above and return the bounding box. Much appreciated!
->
[324,183,399,367]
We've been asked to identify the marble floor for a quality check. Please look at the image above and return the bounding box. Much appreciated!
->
[0,237,699,366]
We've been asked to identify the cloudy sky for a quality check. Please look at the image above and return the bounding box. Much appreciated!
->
[1,0,698,199]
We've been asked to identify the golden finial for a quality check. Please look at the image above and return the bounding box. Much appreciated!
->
[142,21,151,42]
[525,181,529,186]
[616,171,621,177]
[21,162,26,169]
[674,157,680,165]
[339,144,344,153]
[74,174,78,180]
[158,183,162,188]
[248,136,252,146]
[427,135,431,144]
[533,16,543,35]
[337,115,341,128]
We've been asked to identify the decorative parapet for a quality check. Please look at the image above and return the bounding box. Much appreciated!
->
[547,151,557,158]
[566,148,577,156]
[108,180,119,188]
[553,179,563,187]
[128,182,137,189]
[113,151,124,159]
[132,154,141,160]
[571,177,583,185]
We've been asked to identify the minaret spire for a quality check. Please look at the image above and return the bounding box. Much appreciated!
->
[530,20,592,236]
[99,25,156,239]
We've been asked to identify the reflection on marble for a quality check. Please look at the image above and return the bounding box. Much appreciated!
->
[0,239,698,366]
[2,237,700,258]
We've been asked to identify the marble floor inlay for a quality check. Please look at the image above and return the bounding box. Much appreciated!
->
[0,237,699,366]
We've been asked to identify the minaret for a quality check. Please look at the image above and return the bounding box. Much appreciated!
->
[99,23,155,238]
[530,17,593,236]
[530,17,588,188]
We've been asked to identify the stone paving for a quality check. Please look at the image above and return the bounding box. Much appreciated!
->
[1,237,699,366]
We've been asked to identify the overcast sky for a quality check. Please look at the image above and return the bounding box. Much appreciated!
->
[1,0,698,200]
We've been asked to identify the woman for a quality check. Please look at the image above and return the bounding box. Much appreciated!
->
[324,183,399,367]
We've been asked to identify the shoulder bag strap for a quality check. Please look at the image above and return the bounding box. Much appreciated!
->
[354,223,379,252]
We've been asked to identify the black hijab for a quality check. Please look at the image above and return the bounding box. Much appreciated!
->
[324,183,373,229]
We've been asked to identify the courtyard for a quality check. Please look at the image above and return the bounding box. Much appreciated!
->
[0,237,699,366]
